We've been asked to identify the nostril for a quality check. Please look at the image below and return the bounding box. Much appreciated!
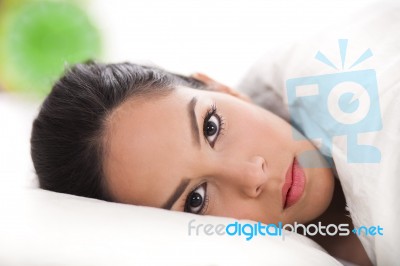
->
[251,156,267,173]
[261,159,267,173]
[254,185,264,198]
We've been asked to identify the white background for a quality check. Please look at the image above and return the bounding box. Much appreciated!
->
[88,0,376,87]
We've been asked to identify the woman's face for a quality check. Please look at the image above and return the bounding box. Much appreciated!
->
[104,86,334,224]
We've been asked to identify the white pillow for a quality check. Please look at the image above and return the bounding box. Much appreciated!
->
[237,2,400,265]
[0,186,341,266]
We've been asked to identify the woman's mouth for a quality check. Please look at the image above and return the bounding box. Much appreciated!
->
[282,157,306,209]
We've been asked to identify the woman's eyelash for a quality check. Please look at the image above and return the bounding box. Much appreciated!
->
[181,183,210,215]
[205,104,217,118]
[203,104,226,141]
[198,194,209,215]
[204,104,219,122]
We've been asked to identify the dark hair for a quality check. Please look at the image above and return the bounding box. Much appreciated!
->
[31,62,206,201]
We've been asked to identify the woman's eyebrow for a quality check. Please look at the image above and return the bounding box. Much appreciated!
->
[162,178,190,210]
[188,97,200,146]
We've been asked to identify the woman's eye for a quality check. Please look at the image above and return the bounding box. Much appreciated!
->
[185,183,207,214]
[204,114,220,145]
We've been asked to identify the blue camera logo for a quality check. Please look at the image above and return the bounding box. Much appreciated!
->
[286,40,382,166]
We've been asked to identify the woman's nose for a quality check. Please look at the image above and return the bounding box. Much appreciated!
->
[221,156,268,198]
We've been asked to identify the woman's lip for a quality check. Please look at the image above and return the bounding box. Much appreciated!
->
[282,157,306,209]
[282,160,293,209]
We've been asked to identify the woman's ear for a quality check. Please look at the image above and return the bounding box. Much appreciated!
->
[191,73,252,103]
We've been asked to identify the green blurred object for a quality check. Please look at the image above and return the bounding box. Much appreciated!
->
[0,0,101,97]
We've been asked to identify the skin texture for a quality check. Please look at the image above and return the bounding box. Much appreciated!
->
[103,75,335,225]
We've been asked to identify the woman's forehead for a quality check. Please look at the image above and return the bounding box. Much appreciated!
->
[103,89,196,205]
